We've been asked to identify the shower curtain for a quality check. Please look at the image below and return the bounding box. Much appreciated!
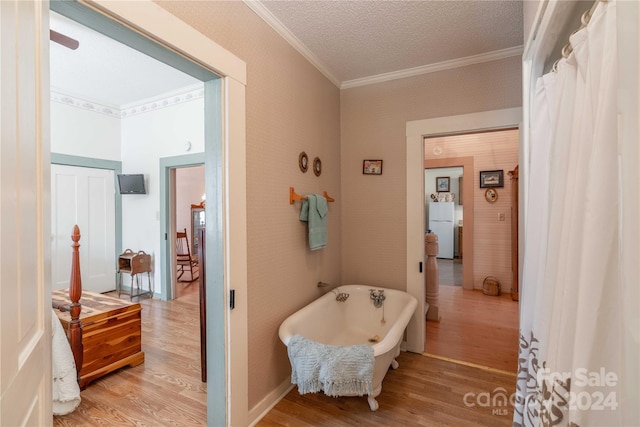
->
[515,1,638,425]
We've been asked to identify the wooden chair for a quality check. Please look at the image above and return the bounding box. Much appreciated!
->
[176,228,198,282]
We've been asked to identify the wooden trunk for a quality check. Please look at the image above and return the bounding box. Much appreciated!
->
[52,289,145,389]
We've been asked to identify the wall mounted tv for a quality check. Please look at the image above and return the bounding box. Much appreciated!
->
[117,174,146,194]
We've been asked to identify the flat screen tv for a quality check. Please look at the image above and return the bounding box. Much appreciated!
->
[117,174,146,194]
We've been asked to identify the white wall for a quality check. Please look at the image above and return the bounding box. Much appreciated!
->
[51,102,121,160]
[176,165,205,244]
[51,92,205,294]
[425,166,463,255]
[120,98,205,293]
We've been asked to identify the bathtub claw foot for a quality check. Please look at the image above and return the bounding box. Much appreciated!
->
[391,359,399,369]
[367,396,379,411]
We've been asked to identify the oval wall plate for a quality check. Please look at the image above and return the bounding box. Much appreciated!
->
[298,152,308,173]
[485,188,498,203]
[313,157,322,176]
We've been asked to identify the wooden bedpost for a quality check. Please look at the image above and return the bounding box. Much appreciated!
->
[69,225,84,381]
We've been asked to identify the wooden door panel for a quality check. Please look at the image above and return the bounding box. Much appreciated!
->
[0,0,51,424]
[51,165,115,293]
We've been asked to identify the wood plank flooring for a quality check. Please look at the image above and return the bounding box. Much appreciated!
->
[55,278,518,426]
[426,285,519,373]
[53,282,207,426]
[257,352,516,427]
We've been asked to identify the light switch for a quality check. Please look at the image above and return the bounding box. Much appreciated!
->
[499,212,505,221]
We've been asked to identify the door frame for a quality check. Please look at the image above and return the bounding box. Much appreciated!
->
[50,1,248,425]
[404,107,522,353]
[159,153,205,301]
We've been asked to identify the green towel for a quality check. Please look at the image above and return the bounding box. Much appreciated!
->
[299,194,328,250]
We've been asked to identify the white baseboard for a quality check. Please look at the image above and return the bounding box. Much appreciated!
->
[248,377,294,426]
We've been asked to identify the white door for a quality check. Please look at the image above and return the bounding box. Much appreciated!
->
[0,0,52,424]
[51,164,116,293]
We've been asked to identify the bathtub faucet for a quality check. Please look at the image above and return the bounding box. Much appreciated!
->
[369,289,386,308]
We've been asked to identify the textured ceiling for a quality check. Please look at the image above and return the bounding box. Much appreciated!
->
[258,0,524,84]
[50,1,523,105]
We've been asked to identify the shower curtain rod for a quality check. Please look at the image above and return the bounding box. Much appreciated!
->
[551,0,607,72]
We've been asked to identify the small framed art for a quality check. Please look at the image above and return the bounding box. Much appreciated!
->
[485,188,498,203]
[363,160,383,175]
[479,170,504,188]
[436,176,450,193]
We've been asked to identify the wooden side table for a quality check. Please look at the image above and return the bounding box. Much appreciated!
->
[117,249,152,300]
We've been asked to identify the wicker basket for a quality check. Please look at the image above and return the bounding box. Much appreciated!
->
[482,276,501,296]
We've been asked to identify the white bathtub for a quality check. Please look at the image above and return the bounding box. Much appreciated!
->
[279,284,418,411]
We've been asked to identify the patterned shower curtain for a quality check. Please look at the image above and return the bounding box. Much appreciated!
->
[515,1,638,425]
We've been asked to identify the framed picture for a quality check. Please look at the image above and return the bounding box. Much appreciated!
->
[479,170,504,188]
[363,160,383,175]
[436,176,450,193]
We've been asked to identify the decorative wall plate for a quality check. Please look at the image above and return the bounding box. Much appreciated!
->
[298,152,308,173]
[313,157,322,176]
[485,188,498,203]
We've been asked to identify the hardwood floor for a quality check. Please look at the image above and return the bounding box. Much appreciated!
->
[426,285,519,373]
[257,352,516,427]
[55,280,518,426]
[53,282,206,426]
[437,258,463,286]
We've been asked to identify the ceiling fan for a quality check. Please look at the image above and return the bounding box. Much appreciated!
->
[50,29,79,50]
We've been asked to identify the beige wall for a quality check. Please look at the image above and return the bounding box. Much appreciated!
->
[157,1,342,410]
[159,0,522,415]
[426,130,519,291]
[340,57,522,289]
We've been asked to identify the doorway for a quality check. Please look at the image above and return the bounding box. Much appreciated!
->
[404,107,521,355]
[49,2,237,425]
[425,166,464,278]
[423,129,520,372]
[175,165,205,296]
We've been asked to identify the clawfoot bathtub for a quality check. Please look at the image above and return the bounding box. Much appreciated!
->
[279,284,417,411]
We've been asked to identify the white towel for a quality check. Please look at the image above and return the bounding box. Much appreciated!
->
[287,334,374,397]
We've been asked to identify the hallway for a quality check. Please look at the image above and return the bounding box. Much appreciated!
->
[425,273,519,373]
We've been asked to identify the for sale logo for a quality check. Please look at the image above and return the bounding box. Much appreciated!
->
[536,367,618,411]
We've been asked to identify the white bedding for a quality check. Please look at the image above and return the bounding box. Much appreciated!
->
[52,309,81,415]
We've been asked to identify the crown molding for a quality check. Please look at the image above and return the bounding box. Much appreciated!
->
[243,0,341,88]
[50,83,205,119]
[341,46,524,90]
[120,83,204,118]
[50,89,122,118]
[241,2,524,91]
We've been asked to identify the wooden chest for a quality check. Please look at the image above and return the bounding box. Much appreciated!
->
[52,289,145,388]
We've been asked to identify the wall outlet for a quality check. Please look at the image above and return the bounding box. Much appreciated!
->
[499,212,505,221]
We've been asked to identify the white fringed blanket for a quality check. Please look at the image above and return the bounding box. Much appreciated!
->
[52,309,81,415]
[287,334,374,397]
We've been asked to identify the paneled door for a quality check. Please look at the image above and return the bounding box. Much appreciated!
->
[0,0,52,424]
[51,164,116,293]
